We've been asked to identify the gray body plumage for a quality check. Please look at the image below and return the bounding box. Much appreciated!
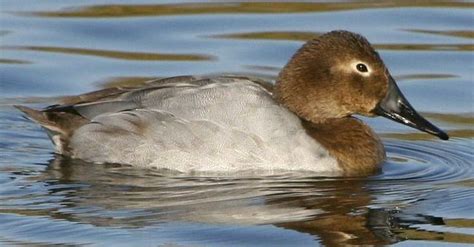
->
[21,76,340,174]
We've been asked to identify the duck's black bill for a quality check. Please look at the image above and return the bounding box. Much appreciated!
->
[374,76,449,140]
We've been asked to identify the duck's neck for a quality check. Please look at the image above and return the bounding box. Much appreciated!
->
[302,117,386,176]
[274,76,346,124]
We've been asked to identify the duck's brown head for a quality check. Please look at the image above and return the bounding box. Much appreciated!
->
[275,30,448,140]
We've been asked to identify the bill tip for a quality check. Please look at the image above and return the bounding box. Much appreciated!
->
[438,131,449,141]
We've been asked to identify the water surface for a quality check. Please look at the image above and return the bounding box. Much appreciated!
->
[0,1,473,246]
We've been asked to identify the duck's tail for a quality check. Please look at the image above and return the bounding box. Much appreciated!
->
[14,105,85,154]
[15,105,66,135]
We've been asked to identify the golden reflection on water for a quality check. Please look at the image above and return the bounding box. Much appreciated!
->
[27,2,474,18]
[445,219,474,228]
[382,129,474,141]
[395,74,458,81]
[382,113,474,140]
[1,46,215,61]
[375,44,473,52]
[213,31,320,41]
[0,58,31,64]
[214,31,474,51]
[406,29,474,39]
[424,112,474,126]
[397,227,474,244]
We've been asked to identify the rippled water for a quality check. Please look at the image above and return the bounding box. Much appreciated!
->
[1,1,473,246]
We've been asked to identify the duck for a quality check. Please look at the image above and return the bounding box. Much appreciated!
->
[16,30,449,176]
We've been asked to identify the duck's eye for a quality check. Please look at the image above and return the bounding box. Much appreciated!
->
[356,63,368,73]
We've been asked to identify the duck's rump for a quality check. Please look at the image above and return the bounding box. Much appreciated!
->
[19,76,340,173]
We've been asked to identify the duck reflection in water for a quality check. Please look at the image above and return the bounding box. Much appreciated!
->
[24,156,405,245]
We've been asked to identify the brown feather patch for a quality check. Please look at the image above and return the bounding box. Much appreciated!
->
[303,117,385,176]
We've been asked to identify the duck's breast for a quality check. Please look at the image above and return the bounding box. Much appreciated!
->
[69,78,340,173]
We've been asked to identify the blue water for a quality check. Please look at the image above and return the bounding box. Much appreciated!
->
[0,1,473,246]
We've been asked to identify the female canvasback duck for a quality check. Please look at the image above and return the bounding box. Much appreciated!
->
[16,30,448,176]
